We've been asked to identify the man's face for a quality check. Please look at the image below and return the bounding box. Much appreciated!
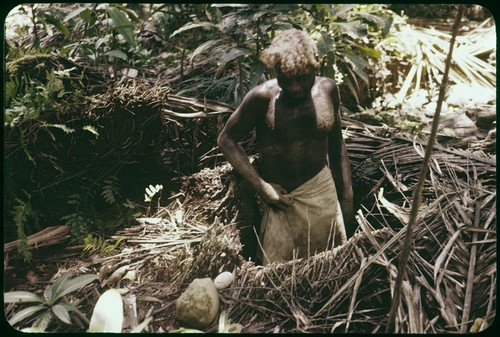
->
[276,67,316,102]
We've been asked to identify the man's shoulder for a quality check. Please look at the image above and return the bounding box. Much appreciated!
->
[253,79,279,94]
[315,76,338,91]
[247,79,279,100]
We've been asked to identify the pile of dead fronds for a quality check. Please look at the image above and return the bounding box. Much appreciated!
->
[78,119,495,333]
[219,130,496,333]
[4,56,235,243]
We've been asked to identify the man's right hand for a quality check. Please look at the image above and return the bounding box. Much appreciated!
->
[260,182,294,210]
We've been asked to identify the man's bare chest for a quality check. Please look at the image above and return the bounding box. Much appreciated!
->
[261,94,334,140]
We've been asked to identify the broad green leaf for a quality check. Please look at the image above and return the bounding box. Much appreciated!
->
[32,310,53,331]
[170,22,218,38]
[343,50,370,83]
[106,7,137,48]
[355,12,386,27]
[356,12,393,37]
[112,3,139,22]
[52,303,71,324]
[42,13,70,37]
[43,286,52,303]
[48,272,73,304]
[316,33,336,56]
[53,274,98,301]
[8,305,47,326]
[332,21,368,39]
[4,291,44,304]
[79,8,94,25]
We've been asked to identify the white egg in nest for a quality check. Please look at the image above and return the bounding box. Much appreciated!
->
[213,271,234,290]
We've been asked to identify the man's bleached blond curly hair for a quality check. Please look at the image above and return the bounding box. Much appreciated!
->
[259,28,320,76]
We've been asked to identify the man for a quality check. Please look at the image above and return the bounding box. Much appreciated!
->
[217,28,354,265]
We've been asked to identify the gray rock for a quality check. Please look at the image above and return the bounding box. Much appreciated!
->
[176,278,220,330]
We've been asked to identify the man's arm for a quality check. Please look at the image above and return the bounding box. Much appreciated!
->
[217,85,293,210]
[326,80,355,234]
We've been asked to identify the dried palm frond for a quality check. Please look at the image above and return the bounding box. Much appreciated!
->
[393,18,495,105]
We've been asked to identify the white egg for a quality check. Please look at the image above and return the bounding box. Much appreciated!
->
[213,271,234,290]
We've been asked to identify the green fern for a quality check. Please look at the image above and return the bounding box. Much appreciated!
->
[83,234,124,256]
[101,176,120,205]
[12,198,33,262]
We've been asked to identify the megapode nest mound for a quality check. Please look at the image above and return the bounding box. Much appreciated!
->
[87,120,495,333]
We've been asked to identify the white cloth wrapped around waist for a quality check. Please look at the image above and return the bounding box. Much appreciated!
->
[258,166,347,265]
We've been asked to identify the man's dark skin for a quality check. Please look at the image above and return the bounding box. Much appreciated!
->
[217,65,354,233]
